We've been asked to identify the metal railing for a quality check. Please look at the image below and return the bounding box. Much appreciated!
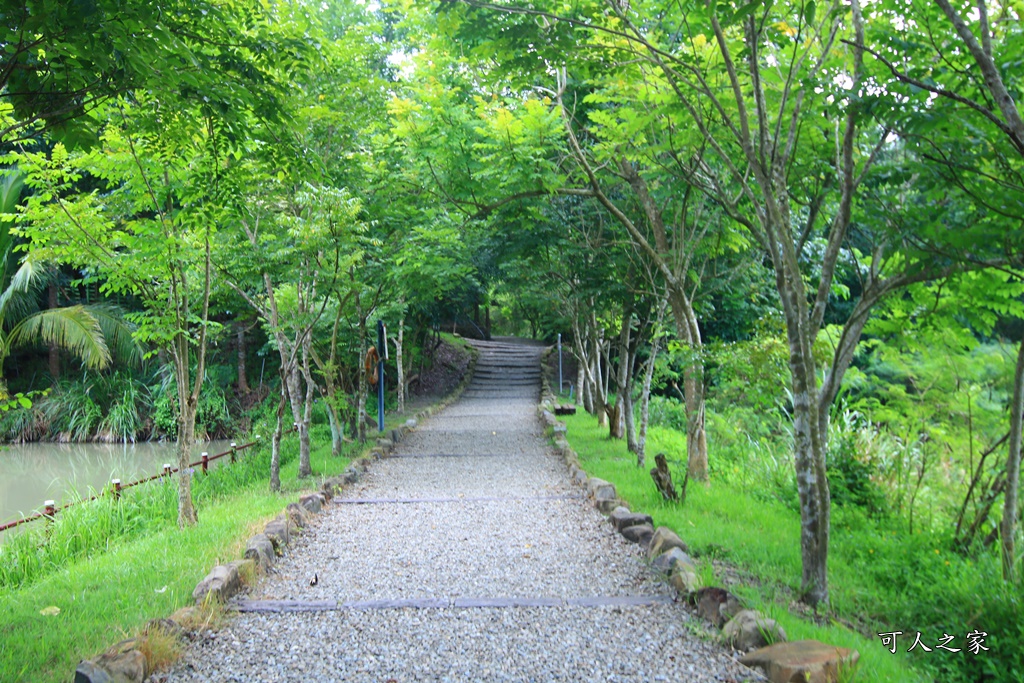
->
[0,433,273,534]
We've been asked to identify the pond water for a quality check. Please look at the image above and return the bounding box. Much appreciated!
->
[0,439,235,532]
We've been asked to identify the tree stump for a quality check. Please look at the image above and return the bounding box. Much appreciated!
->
[650,453,679,502]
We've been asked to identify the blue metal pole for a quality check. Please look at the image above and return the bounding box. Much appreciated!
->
[558,333,563,394]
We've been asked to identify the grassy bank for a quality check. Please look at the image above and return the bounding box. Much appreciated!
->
[0,329,479,683]
[0,426,354,683]
[558,410,1017,683]
[0,389,454,683]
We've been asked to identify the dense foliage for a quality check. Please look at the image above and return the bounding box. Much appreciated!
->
[1,0,1022,680]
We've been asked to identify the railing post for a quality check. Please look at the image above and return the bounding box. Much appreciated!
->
[201,452,209,474]
[163,463,172,477]
[112,479,122,501]
[43,499,56,536]
[230,442,237,463]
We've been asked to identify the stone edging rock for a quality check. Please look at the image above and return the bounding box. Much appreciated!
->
[73,342,481,683]
[536,350,860,683]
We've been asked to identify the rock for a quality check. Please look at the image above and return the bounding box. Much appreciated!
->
[376,437,393,450]
[573,469,588,485]
[228,558,257,585]
[405,418,417,428]
[692,587,743,629]
[144,617,186,641]
[285,502,310,529]
[390,428,404,444]
[77,639,147,683]
[740,640,859,683]
[263,516,292,553]
[723,609,787,652]
[586,477,616,501]
[168,607,197,630]
[192,563,241,604]
[299,494,323,514]
[595,497,620,514]
[341,467,360,485]
[651,547,693,575]
[670,563,700,596]
[552,422,567,435]
[648,526,689,559]
[609,507,653,531]
[621,523,655,545]
[75,660,112,683]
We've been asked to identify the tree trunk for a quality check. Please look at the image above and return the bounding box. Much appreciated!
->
[326,399,343,456]
[637,334,661,468]
[775,241,831,607]
[1001,337,1024,582]
[396,316,405,414]
[175,380,198,527]
[236,321,250,395]
[270,388,286,491]
[612,309,632,440]
[356,305,368,443]
[285,360,311,477]
[298,339,315,478]
[624,367,638,452]
[47,283,60,381]
[667,289,708,482]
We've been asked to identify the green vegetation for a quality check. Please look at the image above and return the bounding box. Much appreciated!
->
[562,410,1011,682]
[0,425,353,683]
[0,1,1022,681]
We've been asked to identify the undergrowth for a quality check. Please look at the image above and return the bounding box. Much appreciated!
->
[560,409,1022,683]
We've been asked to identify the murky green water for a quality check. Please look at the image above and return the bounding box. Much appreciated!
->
[0,439,234,530]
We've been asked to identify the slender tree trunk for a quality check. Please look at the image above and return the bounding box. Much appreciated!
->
[396,315,405,414]
[637,334,661,468]
[236,321,250,395]
[612,308,632,440]
[356,303,368,443]
[285,361,311,476]
[667,290,708,481]
[593,326,608,426]
[326,398,343,457]
[270,387,286,491]
[175,405,198,526]
[174,354,198,527]
[298,339,315,478]
[774,236,831,606]
[1001,337,1024,582]
[624,361,638,452]
[47,283,60,381]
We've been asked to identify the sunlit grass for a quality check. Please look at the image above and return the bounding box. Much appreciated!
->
[562,411,931,683]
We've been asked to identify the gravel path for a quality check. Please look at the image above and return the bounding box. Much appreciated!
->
[161,338,761,682]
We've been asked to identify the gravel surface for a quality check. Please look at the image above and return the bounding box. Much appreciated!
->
[160,339,762,683]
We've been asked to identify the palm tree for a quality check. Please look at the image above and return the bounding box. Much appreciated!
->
[0,168,138,396]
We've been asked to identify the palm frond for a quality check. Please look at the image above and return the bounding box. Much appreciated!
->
[0,169,25,215]
[85,304,144,367]
[8,305,111,370]
[0,257,49,324]
[0,169,25,291]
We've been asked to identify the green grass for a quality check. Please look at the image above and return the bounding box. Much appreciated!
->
[561,411,932,683]
[0,334,474,683]
[0,428,357,683]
